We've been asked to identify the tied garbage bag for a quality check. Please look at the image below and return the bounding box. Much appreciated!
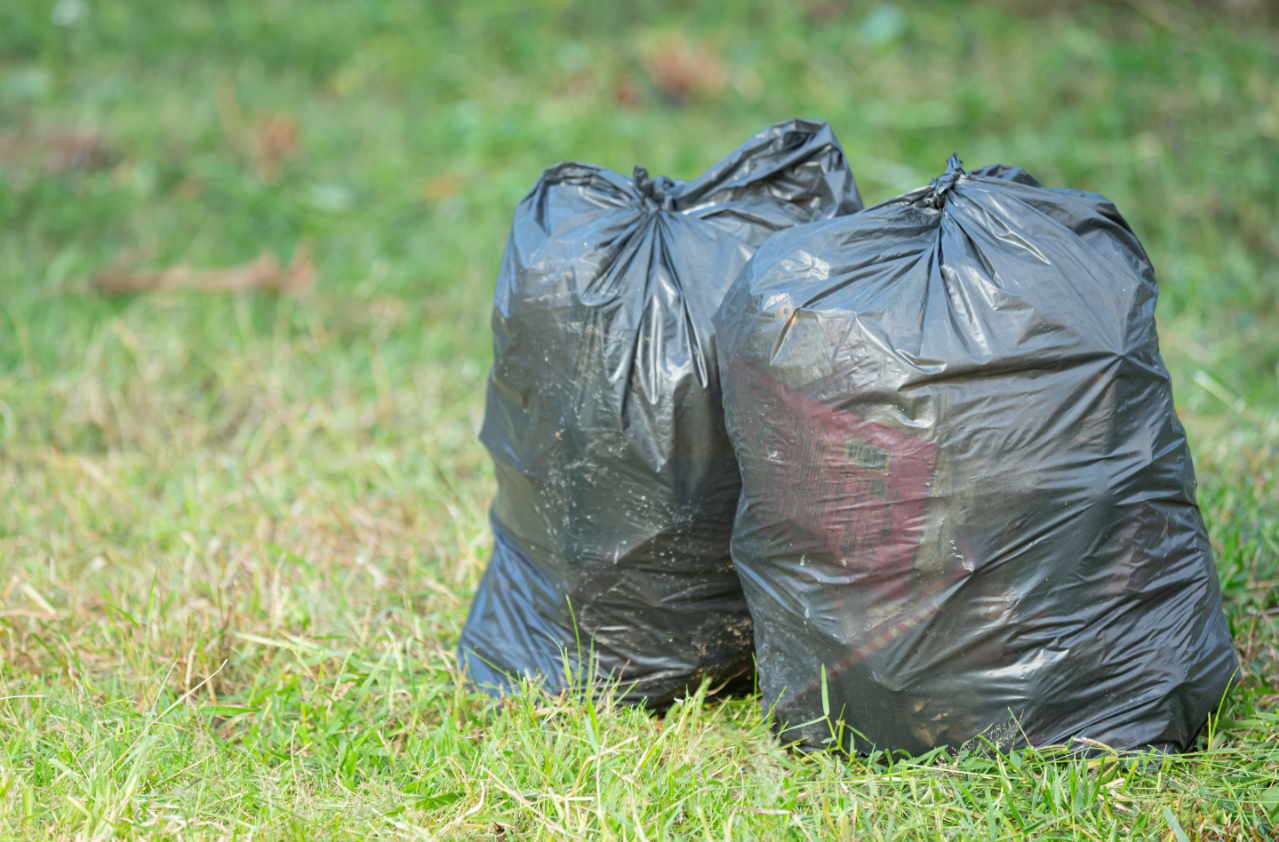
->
[716,155,1238,754]
[459,120,863,706]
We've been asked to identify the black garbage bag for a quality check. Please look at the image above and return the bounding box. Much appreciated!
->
[458,119,863,706]
[716,155,1238,754]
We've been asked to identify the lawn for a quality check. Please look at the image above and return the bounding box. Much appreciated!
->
[1,0,1277,838]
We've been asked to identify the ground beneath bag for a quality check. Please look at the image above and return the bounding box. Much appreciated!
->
[716,155,1238,754]
[458,119,863,706]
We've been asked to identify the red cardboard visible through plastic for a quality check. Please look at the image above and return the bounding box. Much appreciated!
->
[743,365,937,598]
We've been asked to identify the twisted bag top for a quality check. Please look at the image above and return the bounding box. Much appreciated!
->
[460,120,862,705]
[716,157,1237,752]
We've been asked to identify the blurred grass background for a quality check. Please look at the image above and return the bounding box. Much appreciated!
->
[3,0,1279,414]
[1,0,1277,838]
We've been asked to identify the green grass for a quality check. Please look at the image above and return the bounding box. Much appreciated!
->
[1,0,1277,838]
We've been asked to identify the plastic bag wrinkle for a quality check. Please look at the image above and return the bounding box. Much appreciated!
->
[460,119,863,707]
[715,155,1237,753]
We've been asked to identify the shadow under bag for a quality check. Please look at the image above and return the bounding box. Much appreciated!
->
[459,119,863,706]
[716,156,1238,754]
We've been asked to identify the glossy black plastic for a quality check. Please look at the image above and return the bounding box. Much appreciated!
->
[716,156,1238,754]
[459,120,863,705]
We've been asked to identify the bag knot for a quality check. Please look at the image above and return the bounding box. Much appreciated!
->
[634,166,676,211]
[927,153,965,208]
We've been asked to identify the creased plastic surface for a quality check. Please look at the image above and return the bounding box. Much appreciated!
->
[458,119,863,706]
[716,157,1238,754]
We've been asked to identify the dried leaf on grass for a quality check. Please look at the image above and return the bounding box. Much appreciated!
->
[215,80,300,182]
[93,242,317,295]
[48,131,112,171]
[0,130,111,173]
[614,73,643,110]
[422,172,464,203]
[640,34,729,103]
[252,113,300,182]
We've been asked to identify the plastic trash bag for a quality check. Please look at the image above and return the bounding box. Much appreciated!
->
[716,155,1238,754]
[458,120,863,706]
